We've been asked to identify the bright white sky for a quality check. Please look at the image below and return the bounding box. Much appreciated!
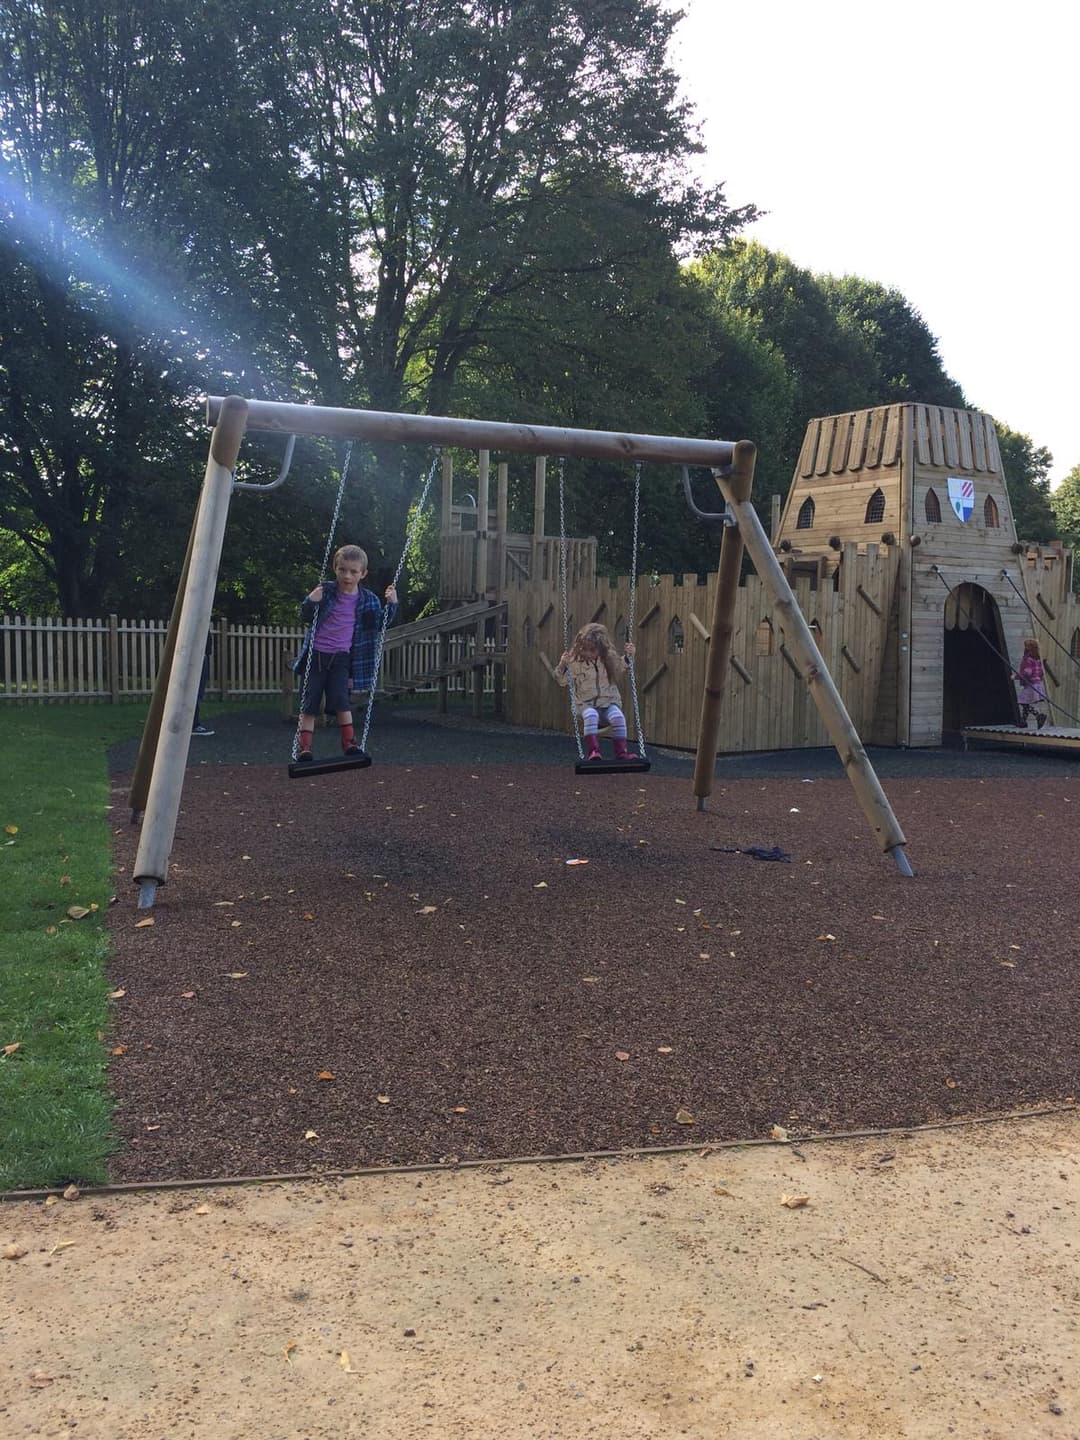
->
[668,0,1077,486]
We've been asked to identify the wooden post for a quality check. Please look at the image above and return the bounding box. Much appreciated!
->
[217,615,228,699]
[132,396,248,907]
[495,461,509,599]
[438,624,449,714]
[770,494,782,544]
[476,448,490,598]
[692,442,754,806]
[714,466,912,874]
[128,498,203,817]
[472,617,485,718]
[108,615,120,704]
[533,455,547,577]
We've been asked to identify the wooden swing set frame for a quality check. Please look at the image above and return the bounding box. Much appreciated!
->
[129,395,911,909]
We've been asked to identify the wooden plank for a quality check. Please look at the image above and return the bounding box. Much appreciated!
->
[848,411,869,472]
[831,413,853,473]
[816,416,837,476]
[865,409,886,468]
[915,406,931,466]
[882,407,901,467]
[799,420,821,478]
[957,411,974,470]
[942,409,960,468]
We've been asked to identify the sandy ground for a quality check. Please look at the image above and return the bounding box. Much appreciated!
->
[4,1109,1079,1440]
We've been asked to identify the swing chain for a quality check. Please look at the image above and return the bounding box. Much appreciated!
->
[292,442,355,761]
[360,450,441,753]
[558,457,586,760]
[626,461,648,759]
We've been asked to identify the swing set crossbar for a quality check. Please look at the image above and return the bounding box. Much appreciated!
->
[206,396,737,469]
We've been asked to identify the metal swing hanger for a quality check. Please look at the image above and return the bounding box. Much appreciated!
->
[682,464,736,528]
[232,433,297,493]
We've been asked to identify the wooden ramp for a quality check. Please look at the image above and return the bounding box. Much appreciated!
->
[963,724,1080,757]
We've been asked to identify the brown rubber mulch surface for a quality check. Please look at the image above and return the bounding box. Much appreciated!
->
[106,733,1080,1183]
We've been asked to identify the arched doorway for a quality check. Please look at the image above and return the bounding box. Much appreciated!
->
[942,582,1015,734]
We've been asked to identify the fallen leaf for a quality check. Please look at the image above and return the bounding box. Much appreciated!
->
[339,1350,355,1373]
[49,1240,77,1255]
[282,1340,298,1364]
[212,900,235,907]
[945,1078,958,1089]
[193,1204,210,1215]
[28,1371,55,1388]
[45,926,58,935]
[770,1124,790,1142]
[534,881,548,889]
[241,854,252,861]
[304,1129,319,1140]
[675,898,687,906]
[4,824,17,835]
[780,1193,810,1208]
[66,905,91,920]
[224,972,249,979]
[816,933,837,942]
[43,1195,58,1208]
[145,1124,161,1132]
[230,920,242,928]
[675,1109,695,1125]
[62,1184,80,1201]
[111,1045,127,1056]
[134,917,154,928]
[3,1042,21,1057]
[452,1105,468,1114]
[698,952,711,960]
[417,905,438,915]
[614,1050,630,1062]
[565,858,589,866]
[713,1187,734,1198]
[179,991,196,999]
[317,1070,335,1082]
[657,1045,673,1054]
[3,1243,28,1260]
[376,1094,391,1105]
[109,989,126,999]
[581,975,601,984]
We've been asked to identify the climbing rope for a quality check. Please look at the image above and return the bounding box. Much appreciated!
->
[1000,568,1080,676]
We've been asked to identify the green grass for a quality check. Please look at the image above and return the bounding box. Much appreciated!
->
[0,703,150,1191]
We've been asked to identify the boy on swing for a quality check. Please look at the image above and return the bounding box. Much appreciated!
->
[292,544,397,761]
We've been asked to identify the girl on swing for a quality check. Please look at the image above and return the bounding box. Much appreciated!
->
[555,622,637,762]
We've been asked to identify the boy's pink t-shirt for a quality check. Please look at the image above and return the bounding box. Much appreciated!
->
[314,589,360,653]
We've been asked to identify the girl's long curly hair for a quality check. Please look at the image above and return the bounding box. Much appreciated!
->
[567,622,622,682]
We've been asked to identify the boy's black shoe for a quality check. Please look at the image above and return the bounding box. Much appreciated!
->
[343,743,363,756]
[296,750,314,762]
[1036,713,1047,730]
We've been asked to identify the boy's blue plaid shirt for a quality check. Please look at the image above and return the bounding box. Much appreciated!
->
[294,581,398,690]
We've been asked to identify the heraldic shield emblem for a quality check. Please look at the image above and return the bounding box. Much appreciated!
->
[947,476,974,522]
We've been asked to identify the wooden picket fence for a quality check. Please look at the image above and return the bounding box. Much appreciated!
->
[0,614,500,704]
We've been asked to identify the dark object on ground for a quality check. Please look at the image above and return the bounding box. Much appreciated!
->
[711,845,792,862]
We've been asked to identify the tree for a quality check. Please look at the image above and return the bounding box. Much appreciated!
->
[995,426,1057,543]
[1050,464,1080,589]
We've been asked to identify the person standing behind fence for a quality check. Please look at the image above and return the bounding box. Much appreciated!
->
[292,544,398,761]
[192,631,214,736]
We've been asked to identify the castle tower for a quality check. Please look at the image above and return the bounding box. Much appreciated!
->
[774,403,1056,746]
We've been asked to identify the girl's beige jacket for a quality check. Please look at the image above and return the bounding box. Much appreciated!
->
[554,654,626,710]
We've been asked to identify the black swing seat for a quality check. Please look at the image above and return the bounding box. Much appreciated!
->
[575,756,651,776]
[288,751,372,779]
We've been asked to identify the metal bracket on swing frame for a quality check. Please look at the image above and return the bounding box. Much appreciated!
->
[231,433,297,492]
[682,465,737,528]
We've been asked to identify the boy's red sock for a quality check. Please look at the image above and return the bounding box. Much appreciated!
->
[340,723,356,751]
[299,730,313,753]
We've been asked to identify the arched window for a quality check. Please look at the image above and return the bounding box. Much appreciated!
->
[668,616,684,654]
[864,488,886,524]
[1071,628,1080,660]
[614,615,627,647]
[984,495,1000,527]
[755,617,775,657]
[925,488,941,523]
[796,496,815,529]
[809,618,824,646]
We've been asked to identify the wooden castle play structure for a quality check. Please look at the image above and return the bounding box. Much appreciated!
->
[129,397,1079,906]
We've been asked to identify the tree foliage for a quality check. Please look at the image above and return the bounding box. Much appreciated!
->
[995,426,1057,543]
